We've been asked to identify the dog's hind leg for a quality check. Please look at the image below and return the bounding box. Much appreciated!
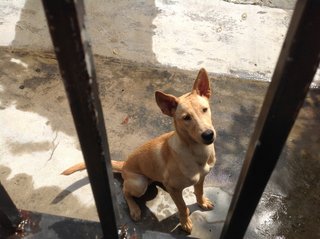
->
[122,171,148,221]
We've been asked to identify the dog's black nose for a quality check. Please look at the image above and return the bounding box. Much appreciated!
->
[201,130,214,143]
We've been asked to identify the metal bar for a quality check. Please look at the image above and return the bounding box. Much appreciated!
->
[41,1,119,238]
[0,183,21,235]
[220,1,320,238]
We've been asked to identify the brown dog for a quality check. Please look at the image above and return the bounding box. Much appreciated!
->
[62,68,216,233]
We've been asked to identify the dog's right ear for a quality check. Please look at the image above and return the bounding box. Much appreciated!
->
[155,91,178,117]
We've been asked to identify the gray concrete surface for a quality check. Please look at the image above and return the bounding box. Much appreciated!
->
[0,0,320,238]
[3,0,320,88]
[1,47,319,238]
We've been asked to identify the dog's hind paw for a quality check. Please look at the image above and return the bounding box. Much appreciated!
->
[197,196,214,210]
[129,207,141,221]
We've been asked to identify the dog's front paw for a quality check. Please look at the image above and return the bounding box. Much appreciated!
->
[197,196,214,210]
[180,216,192,234]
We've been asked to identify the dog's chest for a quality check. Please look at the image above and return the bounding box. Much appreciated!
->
[182,150,212,172]
[175,145,213,185]
[166,136,215,188]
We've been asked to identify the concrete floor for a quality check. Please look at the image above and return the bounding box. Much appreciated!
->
[0,47,319,238]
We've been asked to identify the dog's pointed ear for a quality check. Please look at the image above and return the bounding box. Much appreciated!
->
[192,68,211,98]
[155,91,178,117]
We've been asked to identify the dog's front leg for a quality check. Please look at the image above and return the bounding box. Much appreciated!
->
[167,187,192,233]
[194,176,214,210]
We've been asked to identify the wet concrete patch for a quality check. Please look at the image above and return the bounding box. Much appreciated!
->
[8,140,52,155]
[246,91,320,238]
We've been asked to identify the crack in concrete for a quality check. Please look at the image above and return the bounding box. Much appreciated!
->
[47,131,59,161]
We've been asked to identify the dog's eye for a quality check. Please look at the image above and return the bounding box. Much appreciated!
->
[183,114,191,121]
[203,108,208,113]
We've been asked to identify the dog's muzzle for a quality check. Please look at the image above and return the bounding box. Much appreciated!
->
[201,129,215,145]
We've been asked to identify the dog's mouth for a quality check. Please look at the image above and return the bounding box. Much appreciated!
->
[203,139,214,145]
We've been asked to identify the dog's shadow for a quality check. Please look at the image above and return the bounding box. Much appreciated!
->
[52,173,202,236]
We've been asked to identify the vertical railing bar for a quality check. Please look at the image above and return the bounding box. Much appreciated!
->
[41,1,119,238]
[220,0,320,238]
[0,183,22,234]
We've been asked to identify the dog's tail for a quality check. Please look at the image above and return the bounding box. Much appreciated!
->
[111,160,124,172]
[61,160,124,175]
[61,162,85,175]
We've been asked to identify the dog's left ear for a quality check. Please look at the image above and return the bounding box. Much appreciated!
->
[192,68,211,98]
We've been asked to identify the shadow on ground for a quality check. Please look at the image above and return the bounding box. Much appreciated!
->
[0,165,97,221]
[11,0,159,64]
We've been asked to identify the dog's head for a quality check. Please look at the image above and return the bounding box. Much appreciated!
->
[155,68,216,145]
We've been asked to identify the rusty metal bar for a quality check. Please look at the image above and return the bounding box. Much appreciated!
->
[0,183,21,237]
[41,1,119,238]
[220,1,320,238]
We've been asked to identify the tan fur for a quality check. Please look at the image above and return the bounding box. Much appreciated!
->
[61,162,86,175]
[62,68,216,233]
[61,161,124,175]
